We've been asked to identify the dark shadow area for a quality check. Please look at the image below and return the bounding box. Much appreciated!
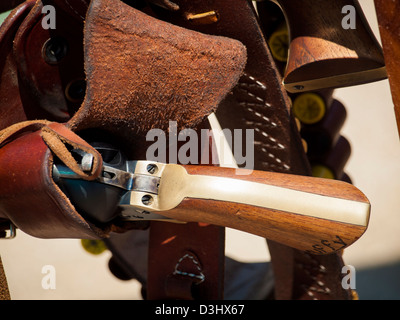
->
[356,261,400,300]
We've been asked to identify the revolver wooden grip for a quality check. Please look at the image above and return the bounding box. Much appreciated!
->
[274,0,387,92]
[133,163,370,254]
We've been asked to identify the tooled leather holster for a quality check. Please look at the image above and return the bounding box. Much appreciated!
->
[0,0,356,300]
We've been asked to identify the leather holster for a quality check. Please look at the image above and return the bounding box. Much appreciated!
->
[0,0,355,300]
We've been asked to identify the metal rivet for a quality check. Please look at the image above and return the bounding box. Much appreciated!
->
[141,194,153,205]
[146,163,158,174]
[65,79,86,103]
[81,153,94,172]
[42,37,68,64]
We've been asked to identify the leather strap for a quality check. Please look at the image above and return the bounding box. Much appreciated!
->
[0,0,36,131]
[14,0,86,122]
[148,222,225,299]
[146,117,225,300]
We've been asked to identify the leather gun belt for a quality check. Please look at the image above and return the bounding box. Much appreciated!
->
[0,0,354,300]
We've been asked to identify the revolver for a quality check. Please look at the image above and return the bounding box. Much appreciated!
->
[52,143,370,254]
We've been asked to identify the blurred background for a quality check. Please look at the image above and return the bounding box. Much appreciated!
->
[1,0,400,299]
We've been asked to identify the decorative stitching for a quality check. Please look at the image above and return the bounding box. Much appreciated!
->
[244,108,277,128]
[236,73,290,172]
[238,86,266,103]
[260,146,291,170]
[173,253,205,283]
[242,73,267,90]
[254,128,285,151]
[302,284,331,300]
[297,253,332,300]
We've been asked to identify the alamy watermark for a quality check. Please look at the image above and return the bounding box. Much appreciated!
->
[41,265,56,290]
[342,5,356,30]
[146,121,255,174]
[341,264,356,290]
[42,5,56,30]
[39,263,356,292]
[40,4,358,32]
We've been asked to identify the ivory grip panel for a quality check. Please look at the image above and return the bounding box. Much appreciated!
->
[131,163,370,254]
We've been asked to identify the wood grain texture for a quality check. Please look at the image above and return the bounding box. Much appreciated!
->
[276,0,386,91]
[156,165,370,254]
[161,198,366,254]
